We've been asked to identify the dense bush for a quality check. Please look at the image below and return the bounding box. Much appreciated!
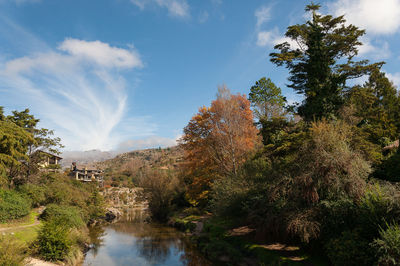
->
[375,150,400,182]
[0,189,31,222]
[41,204,85,229]
[0,236,27,266]
[325,229,375,266]
[210,175,251,217]
[372,223,400,266]
[37,173,105,223]
[38,221,72,261]
[18,183,47,207]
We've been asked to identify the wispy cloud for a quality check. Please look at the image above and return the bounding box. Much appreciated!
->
[255,6,271,28]
[357,38,391,59]
[256,28,301,50]
[130,0,190,18]
[198,11,209,23]
[0,32,156,151]
[328,0,400,35]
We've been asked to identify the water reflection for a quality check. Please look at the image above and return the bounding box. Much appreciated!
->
[84,209,210,266]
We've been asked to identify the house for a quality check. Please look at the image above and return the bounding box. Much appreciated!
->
[70,162,103,182]
[35,150,63,170]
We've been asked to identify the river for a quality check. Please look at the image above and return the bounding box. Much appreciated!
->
[82,208,210,266]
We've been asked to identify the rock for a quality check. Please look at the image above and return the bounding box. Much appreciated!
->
[105,207,122,222]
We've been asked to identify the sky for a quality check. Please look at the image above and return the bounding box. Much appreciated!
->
[1,0,400,152]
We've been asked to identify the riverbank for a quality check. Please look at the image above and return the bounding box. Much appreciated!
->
[168,210,329,265]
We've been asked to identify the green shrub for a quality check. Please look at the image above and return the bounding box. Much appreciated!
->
[41,204,85,229]
[0,236,27,266]
[210,175,251,218]
[319,198,358,241]
[325,229,375,266]
[87,191,105,221]
[374,150,400,181]
[0,189,31,222]
[372,223,400,266]
[38,221,71,261]
[18,183,47,207]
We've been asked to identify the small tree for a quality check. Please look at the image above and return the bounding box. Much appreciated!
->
[38,221,71,261]
[248,77,289,145]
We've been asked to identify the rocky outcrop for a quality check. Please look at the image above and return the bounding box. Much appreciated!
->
[105,207,122,222]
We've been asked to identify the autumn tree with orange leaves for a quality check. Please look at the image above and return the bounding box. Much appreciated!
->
[179,86,259,205]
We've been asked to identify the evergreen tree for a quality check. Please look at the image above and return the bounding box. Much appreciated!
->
[349,69,400,146]
[270,3,383,121]
[248,77,288,145]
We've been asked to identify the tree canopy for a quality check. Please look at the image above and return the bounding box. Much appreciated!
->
[270,4,383,121]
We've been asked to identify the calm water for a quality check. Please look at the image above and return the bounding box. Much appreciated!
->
[83,209,210,266]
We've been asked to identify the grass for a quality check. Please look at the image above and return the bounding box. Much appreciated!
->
[12,224,41,243]
[0,209,42,245]
[0,209,40,229]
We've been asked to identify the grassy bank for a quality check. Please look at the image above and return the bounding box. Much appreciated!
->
[0,172,106,265]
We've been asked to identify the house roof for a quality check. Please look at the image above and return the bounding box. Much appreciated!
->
[35,150,63,160]
[73,164,102,172]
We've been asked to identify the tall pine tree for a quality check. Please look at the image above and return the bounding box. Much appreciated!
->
[270,3,383,121]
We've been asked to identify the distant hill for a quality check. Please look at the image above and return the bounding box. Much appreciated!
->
[61,150,118,167]
[95,146,184,187]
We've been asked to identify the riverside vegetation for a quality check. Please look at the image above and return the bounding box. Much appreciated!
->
[106,4,400,266]
[0,108,106,265]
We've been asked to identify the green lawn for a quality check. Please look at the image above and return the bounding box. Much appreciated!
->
[0,209,40,229]
[11,224,41,244]
[0,209,42,244]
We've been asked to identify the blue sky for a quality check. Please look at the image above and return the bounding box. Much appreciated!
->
[1,0,400,151]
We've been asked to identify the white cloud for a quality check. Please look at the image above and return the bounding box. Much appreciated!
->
[59,39,143,69]
[256,28,302,50]
[130,0,190,18]
[198,11,209,23]
[329,0,400,35]
[256,31,273,47]
[386,72,400,88]
[0,38,153,151]
[255,6,271,28]
[117,136,178,152]
[357,38,391,59]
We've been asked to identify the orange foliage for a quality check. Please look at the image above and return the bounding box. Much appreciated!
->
[180,86,259,205]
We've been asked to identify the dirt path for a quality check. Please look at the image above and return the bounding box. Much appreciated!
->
[0,215,41,233]
[25,258,58,266]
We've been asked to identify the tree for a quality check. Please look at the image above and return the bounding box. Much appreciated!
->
[6,108,63,179]
[349,69,400,147]
[0,120,34,185]
[0,107,4,121]
[248,77,289,145]
[7,109,63,156]
[270,4,383,121]
[248,77,286,121]
[180,86,259,205]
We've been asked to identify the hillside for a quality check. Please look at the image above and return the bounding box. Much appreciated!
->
[60,150,117,167]
[96,146,184,187]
